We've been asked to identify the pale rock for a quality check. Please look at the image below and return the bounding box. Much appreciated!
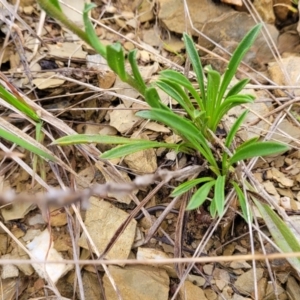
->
[78,198,136,260]
[112,77,140,107]
[48,43,87,59]
[179,281,208,300]
[103,265,169,300]
[234,268,264,295]
[271,119,300,146]
[79,272,104,300]
[187,274,206,287]
[230,261,251,269]
[26,229,72,283]
[137,0,154,23]
[28,214,45,225]
[1,255,19,279]
[158,0,231,35]
[213,268,230,291]
[198,12,278,57]
[137,247,176,277]
[253,0,275,23]
[203,264,214,275]
[232,294,252,300]
[22,229,41,242]
[287,276,300,300]
[268,56,300,97]
[109,104,142,133]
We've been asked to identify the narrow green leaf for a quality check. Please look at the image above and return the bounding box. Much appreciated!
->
[156,80,194,117]
[230,142,289,165]
[232,182,252,222]
[128,50,146,93]
[183,33,206,104]
[214,175,226,216]
[144,87,170,111]
[0,127,56,162]
[209,198,217,218]
[218,24,262,102]
[159,70,203,110]
[83,3,107,58]
[48,0,62,11]
[254,198,300,272]
[171,177,214,197]
[100,141,180,159]
[206,68,221,127]
[225,110,248,148]
[226,78,250,98]
[106,43,127,81]
[0,85,40,122]
[53,134,160,146]
[186,180,215,210]
[212,95,254,132]
[136,109,218,170]
[235,137,259,151]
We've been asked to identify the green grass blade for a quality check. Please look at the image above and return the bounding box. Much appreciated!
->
[214,175,225,216]
[171,177,214,197]
[0,85,40,122]
[156,80,194,117]
[206,68,221,128]
[183,33,206,104]
[186,180,216,210]
[144,87,170,111]
[100,141,180,159]
[232,182,252,222]
[235,137,259,151]
[225,110,248,148]
[0,127,56,162]
[212,95,254,132]
[83,3,107,58]
[230,142,289,165]
[53,134,160,146]
[254,198,300,273]
[136,109,218,170]
[128,50,146,93]
[218,24,262,103]
[226,78,250,98]
[159,70,203,110]
[106,43,127,81]
[48,0,62,11]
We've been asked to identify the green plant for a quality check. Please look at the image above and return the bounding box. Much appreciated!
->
[41,0,289,219]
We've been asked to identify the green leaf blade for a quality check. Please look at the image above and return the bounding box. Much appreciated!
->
[186,180,215,210]
[230,142,289,165]
[232,182,252,222]
[128,50,146,93]
[83,3,107,58]
[254,199,300,273]
[107,43,127,81]
[183,33,206,104]
[214,175,226,216]
[100,141,179,159]
[171,177,215,197]
[218,24,262,102]
[0,127,56,162]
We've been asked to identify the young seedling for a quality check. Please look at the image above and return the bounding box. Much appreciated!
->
[41,0,289,219]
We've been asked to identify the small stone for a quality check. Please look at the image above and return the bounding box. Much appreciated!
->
[230,261,251,269]
[286,276,300,300]
[179,281,208,300]
[28,214,45,225]
[235,268,264,294]
[203,264,214,275]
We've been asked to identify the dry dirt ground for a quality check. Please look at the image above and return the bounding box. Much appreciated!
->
[1,0,300,299]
